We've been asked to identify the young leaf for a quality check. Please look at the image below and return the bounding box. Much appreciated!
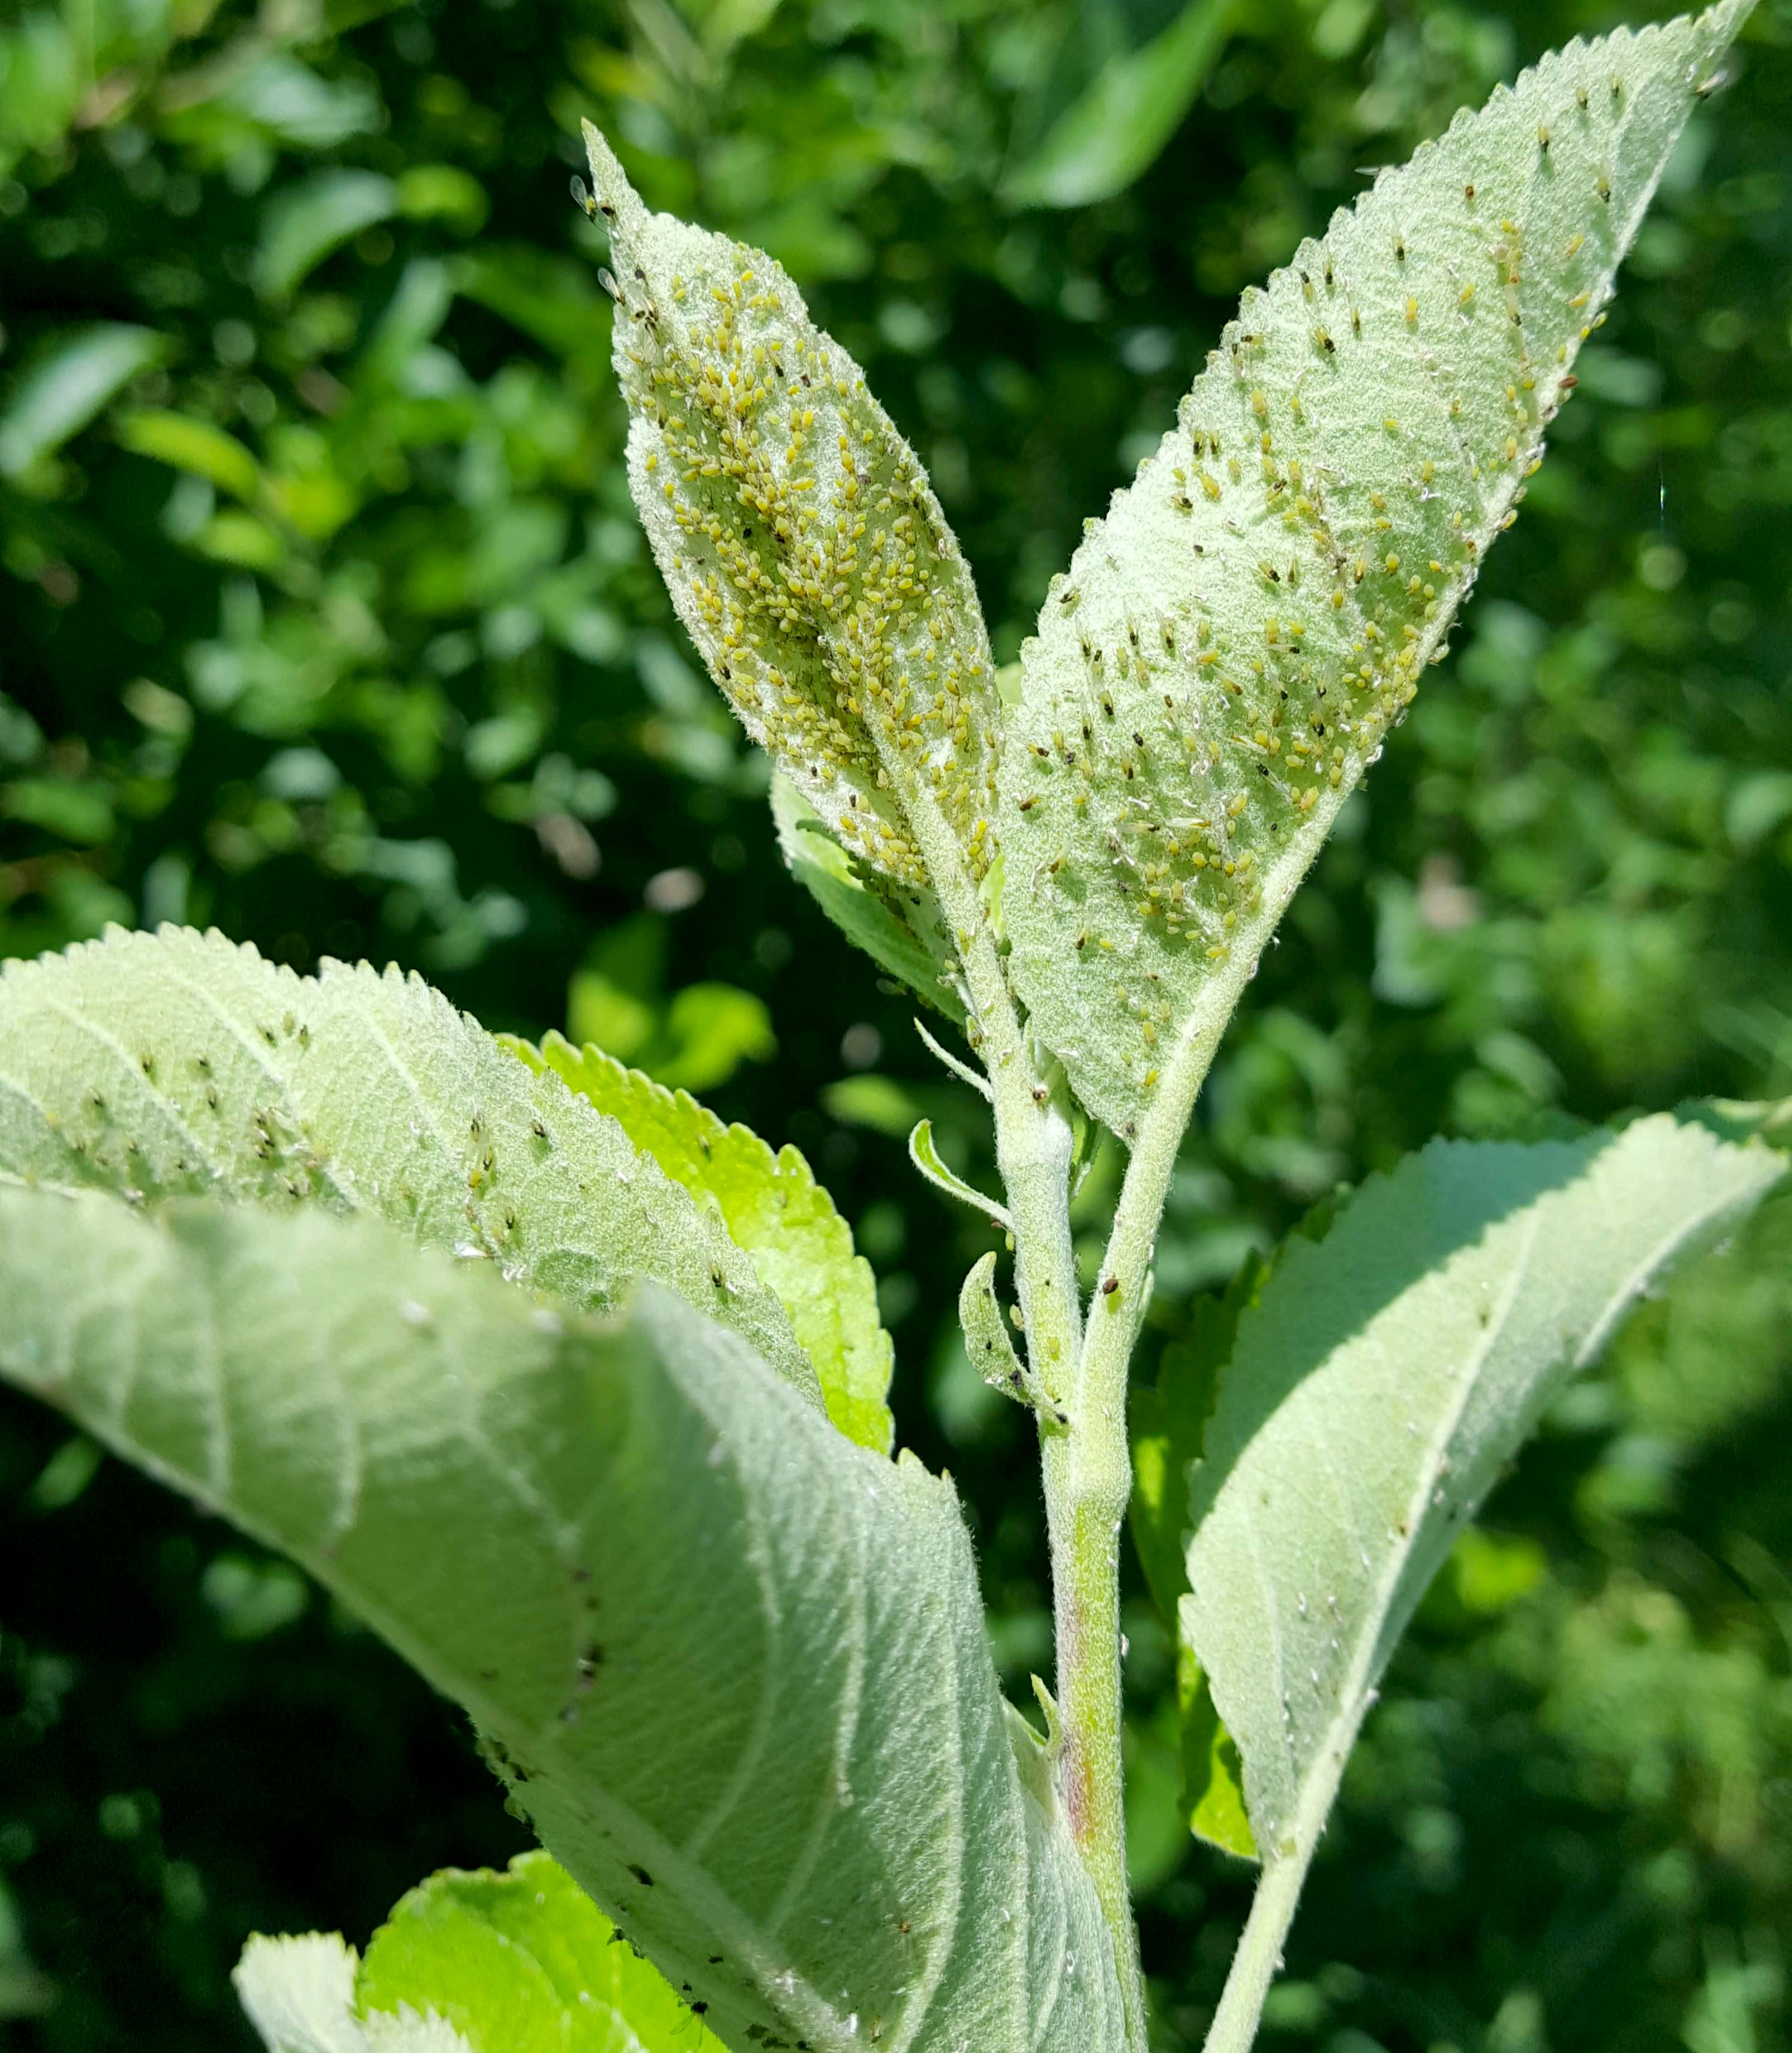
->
[354,1851,702,2053]
[1179,1114,1782,1881]
[0,1191,1126,2053]
[770,771,965,1023]
[997,4,1748,1141]
[235,1934,473,2053]
[0,927,820,1410]
[581,124,1002,922]
[504,1030,894,1453]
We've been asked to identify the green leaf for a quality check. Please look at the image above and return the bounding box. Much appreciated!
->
[0,325,171,479]
[996,4,1749,1141]
[1003,0,1238,211]
[255,170,399,303]
[118,408,266,503]
[1129,1262,1261,1859]
[505,1030,894,1453]
[1179,1114,1783,1876]
[582,124,1002,920]
[770,771,964,1024]
[1129,1257,1262,1627]
[0,927,821,1412]
[1175,1646,1255,1862]
[396,166,489,236]
[354,1852,700,2052]
[450,247,608,358]
[0,1192,1125,2053]
[910,1117,1009,1228]
[235,1933,473,2052]
[652,982,775,1093]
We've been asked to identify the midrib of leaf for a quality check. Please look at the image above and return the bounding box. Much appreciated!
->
[997,4,1749,1146]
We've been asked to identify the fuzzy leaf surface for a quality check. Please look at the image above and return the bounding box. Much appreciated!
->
[355,1852,700,2053]
[0,1192,1125,2053]
[998,5,1746,1140]
[505,1029,894,1452]
[1179,1114,1782,1872]
[235,1934,473,2053]
[583,124,1000,917]
[0,926,819,1408]
[769,770,964,1022]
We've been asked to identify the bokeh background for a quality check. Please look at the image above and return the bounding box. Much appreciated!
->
[2,0,1791,2046]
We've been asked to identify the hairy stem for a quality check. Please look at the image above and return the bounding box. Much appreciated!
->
[892,780,1146,2053]
[1201,1853,1312,2053]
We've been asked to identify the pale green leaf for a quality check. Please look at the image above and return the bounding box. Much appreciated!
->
[1003,0,1237,210]
[0,325,171,479]
[234,1934,473,2053]
[0,1192,1126,2053]
[770,770,965,1023]
[0,926,820,1411]
[1179,1114,1782,1875]
[118,408,265,502]
[958,1249,1065,1423]
[582,124,1002,914]
[910,1117,1009,1228]
[256,170,399,302]
[355,1852,700,2053]
[504,1030,894,1453]
[997,4,1748,1141]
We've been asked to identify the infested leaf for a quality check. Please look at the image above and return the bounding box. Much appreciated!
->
[582,124,1002,921]
[505,1030,894,1453]
[770,771,964,1022]
[997,4,1748,1141]
[1180,1114,1781,1876]
[0,926,821,1410]
[0,1194,1125,2053]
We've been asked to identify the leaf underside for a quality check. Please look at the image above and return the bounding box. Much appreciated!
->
[0,925,822,1410]
[506,1029,895,1453]
[0,1191,1124,2053]
[1179,1114,1782,1868]
[998,4,1745,1140]
[770,770,965,1023]
[583,124,1001,912]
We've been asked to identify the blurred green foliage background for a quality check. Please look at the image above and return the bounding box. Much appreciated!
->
[1,0,1791,2046]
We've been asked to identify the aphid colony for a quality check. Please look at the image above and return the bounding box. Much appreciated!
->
[1005,41,1631,1100]
[604,223,999,892]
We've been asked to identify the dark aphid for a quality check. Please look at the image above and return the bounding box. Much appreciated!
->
[1314,326,1336,354]
[1394,235,1407,263]
[571,175,598,220]
[1464,181,1476,202]
[1575,85,1589,109]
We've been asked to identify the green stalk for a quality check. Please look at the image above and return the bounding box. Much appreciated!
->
[892,778,1146,2053]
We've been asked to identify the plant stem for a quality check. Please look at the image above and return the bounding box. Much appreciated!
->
[1201,1853,1311,2053]
[892,782,1147,2052]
